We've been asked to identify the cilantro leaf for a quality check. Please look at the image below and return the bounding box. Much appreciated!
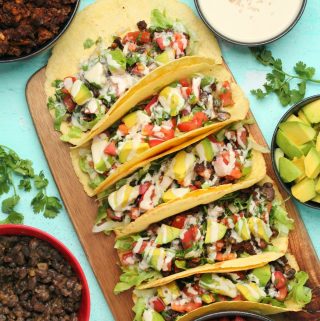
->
[83,38,95,49]
[0,211,24,224]
[294,61,315,79]
[31,191,46,213]
[2,195,20,213]
[34,171,48,189]
[19,178,32,192]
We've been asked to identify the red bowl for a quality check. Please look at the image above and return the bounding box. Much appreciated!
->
[0,224,90,321]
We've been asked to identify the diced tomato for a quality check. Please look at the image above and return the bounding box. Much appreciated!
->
[226,166,242,180]
[183,285,201,297]
[128,43,137,51]
[142,124,154,136]
[189,185,198,191]
[174,33,183,41]
[179,78,191,87]
[129,207,140,220]
[208,135,224,145]
[106,208,122,221]
[171,215,187,229]
[276,286,288,301]
[150,297,166,313]
[123,31,151,44]
[215,252,237,261]
[238,128,248,146]
[104,141,117,156]
[232,214,240,224]
[216,240,225,251]
[170,117,177,128]
[273,271,287,289]
[181,226,198,250]
[139,182,151,195]
[144,95,158,115]
[119,124,129,135]
[175,40,185,52]
[132,240,148,254]
[219,91,234,107]
[63,94,76,112]
[216,295,227,302]
[171,300,202,313]
[156,127,175,141]
[193,111,208,124]
[156,37,166,50]
[177,119,199,132]
[120,252,135,266]
[232,294,245,301]
[233,271,246,280]
[148,139,164,147]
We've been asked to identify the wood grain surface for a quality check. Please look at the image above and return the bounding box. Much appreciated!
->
[26,66,320,321]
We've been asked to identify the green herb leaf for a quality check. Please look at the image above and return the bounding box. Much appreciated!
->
[34,171,48,189]
[19,178,32,192]
[0,211,24,224]
[31,191,46,213]
[2,195,20,213]
[83,38,95,49]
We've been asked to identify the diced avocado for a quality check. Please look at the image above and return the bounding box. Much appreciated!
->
[119,141,149,163]
[91,135,110,173]
[162,188,190,203]
[316,177,320,193]
[205,220,227,243]
[236,283,266,302]
[199,274,238,298]
[276,129,303,159]
[252,265,271,287]
[248,217,272,242]
[316,133,320,152]
[108,184,139,211]
[84,62,105,87]
[300,141,315,156]
[95,159,107,173]
[155,224,181,244]
[149,248,166,271]
[304,148,320,178]
[274,148,284,171]
[142,309,165,321]
[287,114,304,123]
[155,48,175,65]
[312,194,320,203]
[279,157,302,183]
[235,218,251,241]
[122,111,139,128]
[195,138,215,162]
[201,293,214,304]
[70,80,93,105]
[158,86,185,116]
[172,151,195,181]
[106,48,126,75]
[157,282,180,305]
[291,178,316,202]
[298,110,311,125]
[279,121,316,145]
[302,100,320,124]
[292,157,306,183]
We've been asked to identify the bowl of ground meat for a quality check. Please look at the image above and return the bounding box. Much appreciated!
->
[0,224,90,321]
[0,0,80,62]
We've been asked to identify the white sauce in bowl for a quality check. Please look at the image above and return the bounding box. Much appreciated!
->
[197,0,304,43]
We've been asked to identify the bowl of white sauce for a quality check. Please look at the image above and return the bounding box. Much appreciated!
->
[195,0,307,46]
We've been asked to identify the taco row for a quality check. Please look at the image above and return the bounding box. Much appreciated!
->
[44,1,312,319]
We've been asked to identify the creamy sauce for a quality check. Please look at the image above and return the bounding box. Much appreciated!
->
[198,0,304,43]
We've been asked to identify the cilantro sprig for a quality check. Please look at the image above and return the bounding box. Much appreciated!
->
[0,145,62,224]
[250,46,320,106]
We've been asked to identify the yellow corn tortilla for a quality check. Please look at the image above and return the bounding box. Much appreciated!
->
[45,0,222,145]
[70,60,249,196]
[132,255,303,319]
[116,176,289,290]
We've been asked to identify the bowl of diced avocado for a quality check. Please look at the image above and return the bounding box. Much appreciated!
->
[271,95,320,209]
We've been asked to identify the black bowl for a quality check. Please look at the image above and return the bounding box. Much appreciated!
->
[271,95,320,210]
[194,0,307,47]
[0,0,80,63]
[194,310,274,321]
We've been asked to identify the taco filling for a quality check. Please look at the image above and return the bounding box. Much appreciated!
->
[78,75,234,187]
[93,124,253,232]
[114,182,293,292]
[47,10,194,136]
[132,257,312,321]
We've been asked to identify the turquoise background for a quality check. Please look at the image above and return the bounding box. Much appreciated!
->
[0,1,319,320]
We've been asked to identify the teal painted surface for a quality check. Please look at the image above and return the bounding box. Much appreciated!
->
[0,1,319,320]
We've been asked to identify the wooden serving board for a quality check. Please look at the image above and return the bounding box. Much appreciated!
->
[26,66,320,321]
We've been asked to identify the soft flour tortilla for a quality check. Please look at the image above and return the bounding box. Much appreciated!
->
[134,176,289,289]
[132,255,303,319]
[45,0,222,144]
[70,60,249,196]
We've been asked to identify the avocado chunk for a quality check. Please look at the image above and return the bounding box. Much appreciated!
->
[70,80,93,105]
[118,141,149,163]
[291,178,316,202]
[316,177,320,193]
[155,48,175,65]
[274,148,284,171]
[195,138,215,162]
[298,110,311,125]
[108,184,139,211]
[91,135,111,173]
[279,121,316,145]
[300,141,315,156]
[106,48,126,75]
[252,264,271,287]
[235,218,251,241]
[302,100,320,124]
[158,86,185,116]
[287,114,304,124]
[142,309,165,321]
[312,194,320,203]
[276,129,303,159]
[236,283,266,302]
[304,148,320,178]
[248,217,272,242]
[122,110,150,129]
[199,274,238,298]
[205,220,227,243]
[171,151,195,181]
[292,157,306,183]
[316,133,320,152]
[162,188,190,203]
[148,247,167,271]
[157,282,180,305]
[155,224,181,244]
[279,157,302,183]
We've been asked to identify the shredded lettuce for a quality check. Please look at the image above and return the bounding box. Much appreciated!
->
[271,204,294,235]
[150,9,173,30]
[133,297,146,321]
[115,235,140,251]
[261,297,285,307]
[60,126,82,142]
[114,267,161,294]
[288,271,312,306]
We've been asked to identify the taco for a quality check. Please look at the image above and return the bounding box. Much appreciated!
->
[45,0,222,144]
[132,255,312,321]
[71,62,249,196]
[113,177,292,293]
[92,122,267,238]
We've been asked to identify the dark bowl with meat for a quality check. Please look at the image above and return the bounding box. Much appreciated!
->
[193,311,274,321]
[0,0,80,63]
[0,224,90,321]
